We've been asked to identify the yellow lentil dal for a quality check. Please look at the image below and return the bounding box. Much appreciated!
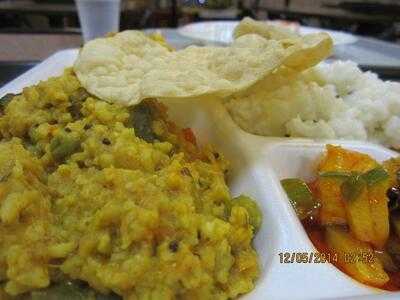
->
[0,69,260,299]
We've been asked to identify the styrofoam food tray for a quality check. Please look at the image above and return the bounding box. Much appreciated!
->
[1,50,400,300]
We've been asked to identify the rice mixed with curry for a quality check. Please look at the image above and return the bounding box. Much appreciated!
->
[0,69,260,300]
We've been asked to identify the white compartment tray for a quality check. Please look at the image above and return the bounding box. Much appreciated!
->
[1,49,400,300]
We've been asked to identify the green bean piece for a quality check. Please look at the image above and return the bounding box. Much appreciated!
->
[128,102,158,143]
[281,178,320,220]
[231,195,262,232]
[68,88,89,120]
[50,135,81,162]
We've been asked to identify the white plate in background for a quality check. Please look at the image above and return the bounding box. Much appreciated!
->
[178,20,358,45]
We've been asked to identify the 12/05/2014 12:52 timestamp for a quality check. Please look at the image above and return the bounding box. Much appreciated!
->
[279,252,375,264]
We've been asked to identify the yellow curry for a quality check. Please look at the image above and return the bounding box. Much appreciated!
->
[0,69,260,299]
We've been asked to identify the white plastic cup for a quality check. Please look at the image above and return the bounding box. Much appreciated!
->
[75,0,121,42]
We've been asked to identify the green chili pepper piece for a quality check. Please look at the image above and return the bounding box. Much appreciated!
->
[361,166,389,186]
[281,178,320,220]
[341,174,366,202]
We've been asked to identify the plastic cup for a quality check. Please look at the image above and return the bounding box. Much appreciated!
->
[75,0,121,42]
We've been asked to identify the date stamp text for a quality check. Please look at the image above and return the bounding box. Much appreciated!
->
[278,251,375,264]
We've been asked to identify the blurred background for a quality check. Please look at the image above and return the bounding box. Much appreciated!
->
[1,0,400,85]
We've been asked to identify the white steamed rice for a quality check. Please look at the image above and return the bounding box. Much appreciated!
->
[225,60,400,148]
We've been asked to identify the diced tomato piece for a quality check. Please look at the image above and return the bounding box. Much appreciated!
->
[182,128,197,145]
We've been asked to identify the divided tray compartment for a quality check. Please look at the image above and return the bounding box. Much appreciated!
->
[2,49,400,300]
[202,100,400,299]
